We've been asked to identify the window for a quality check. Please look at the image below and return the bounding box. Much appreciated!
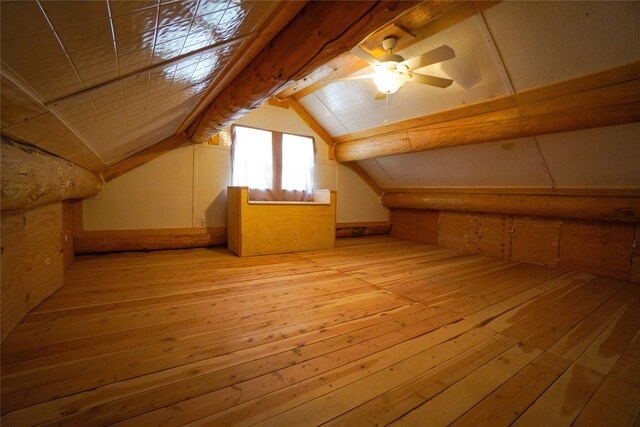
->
[231,125,316,201]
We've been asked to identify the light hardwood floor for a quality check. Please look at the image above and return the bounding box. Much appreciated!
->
[2,236,639,426]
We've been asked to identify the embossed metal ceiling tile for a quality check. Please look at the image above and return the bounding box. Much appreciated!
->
[91,93,125,113]
[109,0,159,17]
[149,76,172,91]
[68,42,117,70]
[152,37,188,62]
[209,26,244,43]
[181,29,214,52]
[64,108,103,131]
[56,19,114,53]
[77,60,119,86]
[35,80,86,102]
[40,1,109,30]
[116,30,157,56]
[156,18,193,44]
[175,54,201,70]
[193,10,224,29]
[158,0,199,28]
[53,98,95,117]
[10,54,76,85]
[196,0,230,16]
[1,31,64,64]
[120,62,151,76]
[0,0,51,40]
[117,50,153,70]
[217,4,246,25]
[111,7,158,39]
[122,80,150,99]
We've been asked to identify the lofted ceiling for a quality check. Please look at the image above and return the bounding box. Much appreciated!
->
[301,1,640,135]
[1,0,300,168]
[1,0,639,192]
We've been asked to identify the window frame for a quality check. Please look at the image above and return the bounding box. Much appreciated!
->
[231,124,316,197]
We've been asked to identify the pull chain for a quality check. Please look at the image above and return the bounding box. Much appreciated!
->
[384,92,389,127]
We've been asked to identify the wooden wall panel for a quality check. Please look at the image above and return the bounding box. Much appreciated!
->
[512,217,562,266]
[23,204,64,311]
[390,209,438,244]
[559,220,635,280]
[1,211,27,341]
[438,211,470,251]
[631,224,640,283]
[468,213,513,258]
[1,203,65,340]
[62,201,75,269]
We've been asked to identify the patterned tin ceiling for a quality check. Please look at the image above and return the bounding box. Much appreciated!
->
[1,0,278,164]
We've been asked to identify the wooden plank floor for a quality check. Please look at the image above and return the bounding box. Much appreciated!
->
[2,236,639,426]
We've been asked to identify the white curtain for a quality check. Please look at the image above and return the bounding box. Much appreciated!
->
[231,126,272,190]
[282,134,314,195]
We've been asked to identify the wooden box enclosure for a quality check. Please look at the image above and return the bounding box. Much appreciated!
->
[227,186,336,256]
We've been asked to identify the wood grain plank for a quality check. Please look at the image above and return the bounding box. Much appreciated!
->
[511,216,561,266]
[392,343,543,426]
[558,220,635,280]
[2,236,639,425]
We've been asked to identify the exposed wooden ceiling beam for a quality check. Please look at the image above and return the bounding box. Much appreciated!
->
[382,191,640,222]
[1,140,103,211]
[102,133,189,182]
[334,62,640,162]
[277,1,500,101]
[189,1,421,144]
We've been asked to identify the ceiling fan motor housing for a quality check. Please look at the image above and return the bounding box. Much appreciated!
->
[382,36,399,52]
[380,36,404,64]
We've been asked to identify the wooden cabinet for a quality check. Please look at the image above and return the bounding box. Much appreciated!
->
[227,186,336,256]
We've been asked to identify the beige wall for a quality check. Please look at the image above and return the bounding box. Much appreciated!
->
[83,104,387,230]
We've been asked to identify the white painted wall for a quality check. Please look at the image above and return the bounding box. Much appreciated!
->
[337,165,387,223]
[356,122,640,191]
[83,104,388,230]
[84,146,194,230]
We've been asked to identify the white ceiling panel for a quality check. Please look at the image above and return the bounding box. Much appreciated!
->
[536,123,640,188]
[297,86,354,137]
[303,15,511,136]
[363,138,554,189]
[1,0,278,164]
[483,1,640,91]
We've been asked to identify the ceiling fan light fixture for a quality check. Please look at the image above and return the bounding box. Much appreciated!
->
[373,63,410,94]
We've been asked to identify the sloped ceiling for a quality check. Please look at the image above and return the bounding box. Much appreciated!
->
[298,0,640,191]
[301,1,639,134]
[1,0,639,192]
[1,0,289,166]
[358,122,640,190]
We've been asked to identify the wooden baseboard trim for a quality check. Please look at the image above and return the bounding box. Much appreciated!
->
[75,222,393,254]
[74,227,227,254]
[336,222,390,238]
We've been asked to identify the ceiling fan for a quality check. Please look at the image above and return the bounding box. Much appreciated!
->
[340,36,456,99]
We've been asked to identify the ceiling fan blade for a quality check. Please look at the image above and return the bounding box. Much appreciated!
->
[401,45,455,71]
[329,73,376,82]
[351,46,382,67]
[409,73,454,88]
